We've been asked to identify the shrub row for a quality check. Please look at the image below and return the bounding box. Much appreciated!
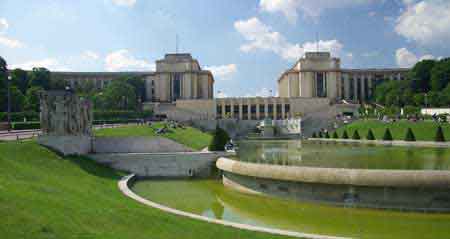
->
[11,122,41,130]
[0,112,40,122]
[312,126,446,142]
[93,110,152,120]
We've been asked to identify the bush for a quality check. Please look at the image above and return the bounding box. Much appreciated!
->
[383,128,393,141]
[366,129,375,140]
[324,132,330,138]
[0,111,40,122]
[208,126,230,151]
[352,130,361,140]
[404,128,416,141]
[342,130,349,139]
[11,121,40,130]
[435,126,446,142]
[311,132,317,138]
[318,131,323,138]
[332,131,338,139]
[93,110,152,121]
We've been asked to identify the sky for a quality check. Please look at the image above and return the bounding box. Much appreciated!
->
[1,0,450,97]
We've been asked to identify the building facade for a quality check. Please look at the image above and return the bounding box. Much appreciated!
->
[278,52,409,102]
[52,53,214,103]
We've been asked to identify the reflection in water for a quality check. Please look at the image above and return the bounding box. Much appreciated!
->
[234,140,450,170]
[133,180,450,239]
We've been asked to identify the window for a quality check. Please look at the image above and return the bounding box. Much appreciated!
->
[349,78,354,100]
[173,73,182,100]
[316,72,327,97]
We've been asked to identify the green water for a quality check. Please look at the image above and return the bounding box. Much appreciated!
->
[133,179,450,239]
[234,140,450,170]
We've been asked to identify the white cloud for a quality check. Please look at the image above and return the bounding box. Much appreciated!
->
[0,35,24,48]
[245,87,275,97]
[111,0,136,7]
[0,18,8,32]
[259,0,372,23]
[82,50,100,60]
[368,11,376,17]
[395,0,450,45]
[105,49,154,71]
[395,47,434,68]
[10,58,71,71]
[234,17,344,61]
[205,64,237,80]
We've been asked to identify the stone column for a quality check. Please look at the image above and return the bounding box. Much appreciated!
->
[248,100,252,120]
[361,75,366,102]
[230,101,234,118]
[264,101,269,119]
[221,102,226,119]
[353,76,358,101]
[344,75,350,100]
[368,76,373,99]
[256,103,260,120]
[273,101,277,120]
[239,102,243,120]
[281,102,285,119]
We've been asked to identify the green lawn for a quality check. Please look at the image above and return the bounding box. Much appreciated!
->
[0,141,290,239]
[335,120,450,141]
[94,123,212,151]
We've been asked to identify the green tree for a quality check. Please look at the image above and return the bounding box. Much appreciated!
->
[413,93,425,106]
[7,86,26,112]
[366,129,375,140]
[435,126,446,142]
[0,56,7,112]
[311,132,317,138]
[208,126,230,151]
[409,59,436,92]
[332,131,338,139]
[431,58,450,91]
[352,130,361,140]
[101,80,137,110]
[342,130,349,139]
[122,76,146,101]
[383,128,393,141]
[49,75,69,90]
[404,128,416,141]
[28,67,51,90]
[11,68,29,94]
[324,132,330,138]
[24,86,43,112]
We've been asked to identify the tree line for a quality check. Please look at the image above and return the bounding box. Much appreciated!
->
[0,56,146,113]
[374,58,450,107]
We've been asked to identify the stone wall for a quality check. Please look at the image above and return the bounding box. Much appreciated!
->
[93,137,193,153]
[217,157,450,212]
[89,152,222,178]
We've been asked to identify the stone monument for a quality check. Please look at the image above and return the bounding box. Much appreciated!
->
[38,90,93,155]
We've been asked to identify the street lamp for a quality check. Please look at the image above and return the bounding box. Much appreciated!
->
[7,74,12,131]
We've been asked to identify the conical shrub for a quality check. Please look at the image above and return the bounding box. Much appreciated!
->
[325,132,330,138]
[312,132,317,138]
[383,128,393,141]
[366,129,375,140]
[318,131,323,138]
[342,130,349,139]
[404,128,416,141]
[352,130,361,140]
[208,125,230,151]
[435,126,446,142]
[332,131,339,139]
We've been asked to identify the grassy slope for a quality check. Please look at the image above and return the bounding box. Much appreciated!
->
[0,141,290,239]
[335,120,450,141]
[94,123,212,151]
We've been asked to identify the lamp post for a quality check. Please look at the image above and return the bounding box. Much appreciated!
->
[7,74,12,132]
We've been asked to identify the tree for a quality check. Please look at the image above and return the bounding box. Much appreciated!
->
[383,128,393,141]
[332,131,338,139]
[0,56,7,112]
[208,126,230,151]
[100,80,137,110]
[435,126,446,142]
[122,76,146,101]
[24,86,44,112]
[342,130,349,139]
[404,128,416,141]
[366,129,375,140]
[49,75,69,90]
[311,132,317,138]
[318,131,323,138]
[28,67,51,90]
[431,58,450,91]
[325,132,330,138]
[352,130,361,140]
[11,68,29,94]
[409,59,436,92]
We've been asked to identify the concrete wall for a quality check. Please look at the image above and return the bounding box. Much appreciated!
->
[217,157,450,212]
[89,152,221,178]
[93,137,193,153]
[38,135,92,156]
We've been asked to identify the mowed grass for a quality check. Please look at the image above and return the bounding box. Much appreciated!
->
[335,120,450,141]
[94,123,212,151]
[0,141,291,239]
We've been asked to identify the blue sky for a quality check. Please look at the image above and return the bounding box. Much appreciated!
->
[1,0,450,97]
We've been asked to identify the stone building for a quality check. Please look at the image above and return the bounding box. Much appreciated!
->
[278,52,409,102]
[51,53,214,103]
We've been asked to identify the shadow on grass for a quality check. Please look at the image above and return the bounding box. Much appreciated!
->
[66,155,124,181]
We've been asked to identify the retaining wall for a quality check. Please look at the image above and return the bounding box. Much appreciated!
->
[92,137,193,153]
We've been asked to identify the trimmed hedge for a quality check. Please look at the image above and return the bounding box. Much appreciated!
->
[311,132,317,138]
[94,110,152,120]
[208,126,230,151]
[383,128,393,141]
[0,112,40,122]
[342,130,349,139]
[325,132,330,138]
[404,128,416,141]
[435,126,446,142]
[318,131,323,138]
[332,131,338,139]
[366,129,375,140]
[12,122,40,130]
[352,130,361,140]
